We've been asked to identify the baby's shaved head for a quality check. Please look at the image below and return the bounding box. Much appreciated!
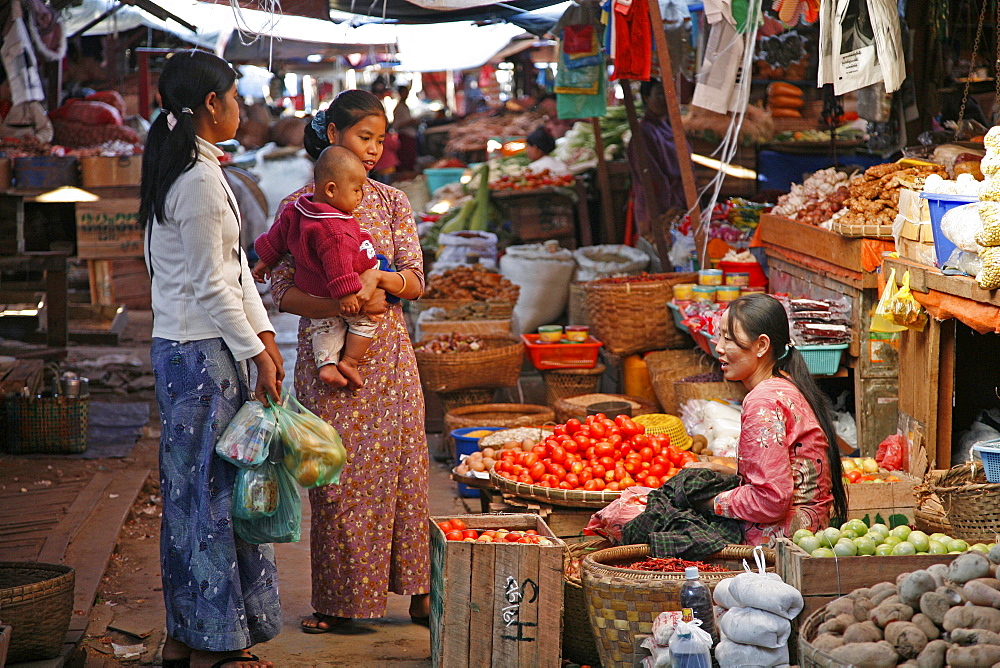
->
[315,145,367,190]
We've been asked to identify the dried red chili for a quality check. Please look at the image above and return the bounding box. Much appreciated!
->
[625,557,730,573]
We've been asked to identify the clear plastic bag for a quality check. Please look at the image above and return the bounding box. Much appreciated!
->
[233,461,301,544]
[215,400,276,469]
[272,393,347,488]
[232,464,280,520]
[871,267,906,334]
[885,271,928,332]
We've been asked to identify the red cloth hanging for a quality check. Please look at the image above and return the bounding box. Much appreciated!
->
[610,0,652,81]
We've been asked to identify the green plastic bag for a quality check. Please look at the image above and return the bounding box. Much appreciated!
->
[233,461,301,544]
[272,392,347,488]
[232,463,279,520]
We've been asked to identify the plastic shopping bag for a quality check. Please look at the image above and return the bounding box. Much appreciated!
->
[886,270,928,332]
[232,463,280,520]
[871,267,906,333]
[215,400,276,468]
[272,392,347,488]
[233,461,301,544]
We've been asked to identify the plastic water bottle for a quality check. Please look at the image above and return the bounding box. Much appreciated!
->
[679,566,718,644]
[670,625,711,668]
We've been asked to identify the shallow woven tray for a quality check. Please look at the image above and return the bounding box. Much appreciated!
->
[554,393,658,424]
[450,469,495,491]
[929,463,1000,542]
[582,543,774,667]
[829,217,895,239]
[490,468,622,508]
[478,427,554,449]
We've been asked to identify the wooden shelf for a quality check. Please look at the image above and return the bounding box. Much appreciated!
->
[760,213,878,289]
[884,256,1000,308]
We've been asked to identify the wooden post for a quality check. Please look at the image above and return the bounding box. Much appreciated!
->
[590,118,618,243]
[646,0,704,260]
[621,79,671,268]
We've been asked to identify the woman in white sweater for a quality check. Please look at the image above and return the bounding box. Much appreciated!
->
[140,50,282,668]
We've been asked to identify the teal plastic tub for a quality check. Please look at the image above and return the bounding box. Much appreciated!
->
[425,167,466,194]
[798,343,849,375]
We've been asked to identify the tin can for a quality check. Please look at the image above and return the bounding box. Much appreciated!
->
[565,325,589,342]
[537,325,563,343]
[741,286,766,296]
[698,269,724,286]
[725,272,751,287]
[716,286,741,303]
[672,283,696,301]
[61,378,81,397]
[692,286,716,302]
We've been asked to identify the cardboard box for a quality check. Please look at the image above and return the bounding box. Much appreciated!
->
[430,514,565,668]
[75,197,142,259]
[845,472,920,527]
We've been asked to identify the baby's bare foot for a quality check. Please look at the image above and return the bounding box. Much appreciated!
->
[337,357,364,389]
[319,364,348,388]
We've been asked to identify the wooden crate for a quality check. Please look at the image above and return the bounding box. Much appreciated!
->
[493,188,576,242]
[430,513,565,668]
[482,489,594,539]
[857,377,899,457]
[88,258,150,309]
[845,472,920,528]
[759,213,876,288]
[775,537,958,622]
[75,197,142,259]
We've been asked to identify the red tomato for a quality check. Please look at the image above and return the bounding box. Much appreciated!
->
[542,474,559,487]
[846,470,862,483]
[591,464,607,479]
[606,481,621,491]
[570,461,585,474]
[592,413,607,421]
[565,418,582,434]
[573,434,591,449]
[608,434,623,446]
[438,521,454,533]
[562,439,579,454]
[522,453,539,467]
[525,529,538,535]
[590,421,607,438]
[451,519,467,531]
[613,467,627,482]
[594,442,615,458]
[598,456,616,470]
[583,479,599,491]
[518,474,533,484]
[505,532,522,542]
[621,476,636,488]
[678,451,699,465]
[624,460,641,474]
[631,433,650,449]
[537,481,552,488]
[446,530,464,541]
[558,481,573,490]
[482,530,497,539]
[529,462,546,481]
[551,465,567,480]
[579,468,593,484]
[564,473,580,488]
[532,445,547,457]
[649,463,667,477]
[553,424,567,437]
[551,446,567,464]
[639,447,654,463]
[584,446,597,460]
[463,529,479,540]
[518,536,533,543]
[592,478,606,490]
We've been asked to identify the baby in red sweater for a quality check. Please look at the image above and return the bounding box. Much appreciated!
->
[252,146,377,389]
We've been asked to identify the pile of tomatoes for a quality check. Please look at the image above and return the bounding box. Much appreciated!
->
[493,413,699,492]
[490,169,575,191]
[436,518,554,545]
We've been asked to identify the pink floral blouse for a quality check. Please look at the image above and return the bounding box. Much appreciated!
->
[713,377,835,546]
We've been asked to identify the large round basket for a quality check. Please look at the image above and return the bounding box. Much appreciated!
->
[554,393,658,424]
[645,349,716,415]
[583,544,774,667]
[797,606,851,668]
[673,374,748,407]
[581,272,697,356]
[444,403,555,440]
[415,337,524,393]
[567,282,588,326]
[562,539,613,666]
[490,468,622,508]
[542,364,606,407]
[929,463,1000,542]
[914,474,952,535]
[0,562,75,663]
[437,388,497,414]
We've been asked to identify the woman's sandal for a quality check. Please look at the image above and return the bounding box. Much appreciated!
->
[301,612,351,634]
[209,653,265,668]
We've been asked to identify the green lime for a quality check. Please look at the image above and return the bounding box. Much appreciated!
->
[820,528,842,548]
[793,529,815,544]
[892,541,917,556]
[811,547,836,558]
[855,537,877,556]
[869,523,891,537]
[971,543,990,554]
[947,539,970,553]
[927,540,948,555]
[890,525,912,541]
[798,535,822,554]
[834,539,858,557]
[907,531,930,553]
[875,543,895,556]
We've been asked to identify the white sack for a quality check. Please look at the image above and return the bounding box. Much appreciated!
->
[500,242,576,334]
[718,606,791,649]
[725,572,804,620]
[715,638,790,667]
[436,230,498,271]
[574,244,649,282]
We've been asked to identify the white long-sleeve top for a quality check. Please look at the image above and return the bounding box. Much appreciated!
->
[145,136,273,361]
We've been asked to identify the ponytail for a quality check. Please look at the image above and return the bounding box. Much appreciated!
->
[138,50,237,228]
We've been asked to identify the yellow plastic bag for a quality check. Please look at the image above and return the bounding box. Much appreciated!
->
[272,392,347,488]
[871,267,906,333]
[886,271,927,332]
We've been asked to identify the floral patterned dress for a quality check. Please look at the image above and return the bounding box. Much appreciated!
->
[269,178,429,618]
[713,377,834,546]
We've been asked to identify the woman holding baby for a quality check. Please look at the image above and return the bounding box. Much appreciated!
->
[264,89,431,632]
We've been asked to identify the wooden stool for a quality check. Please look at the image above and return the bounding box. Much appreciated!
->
[541,364,606,408]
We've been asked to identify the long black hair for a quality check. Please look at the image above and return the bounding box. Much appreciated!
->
[724,293,849,524]
[303,89,387,160]
[138,50,237,228]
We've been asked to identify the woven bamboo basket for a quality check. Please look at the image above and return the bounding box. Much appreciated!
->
[645,349,716,415]
[562,539,613,666]
[490,468,622,508]
[583,544,774,667]
[410,298,515,320]
[581,273,698,356]
[633,414,692,450]
[568,282,589,326]
[913,474,952,534]
[444,404,554,441]
[829,217,894,239]
[542,364,606,407]
[554,393,658,424]
[915,507,952,535]
[437,388,497,414]
[2,395,89,454]
[674,374,748,407]
[0,562,75,663]
[929,463,1000,542]
[797,606,852,668]
[415,337,524,393]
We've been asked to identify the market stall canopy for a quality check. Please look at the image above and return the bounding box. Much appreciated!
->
[60,0,395,59]
[325,0,566,25]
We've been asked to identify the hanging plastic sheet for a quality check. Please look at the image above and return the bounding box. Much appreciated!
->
[826,0,905,95]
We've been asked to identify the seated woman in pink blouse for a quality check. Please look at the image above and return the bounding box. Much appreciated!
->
[686,293,848,545]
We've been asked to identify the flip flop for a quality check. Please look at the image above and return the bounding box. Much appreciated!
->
[301,612,350,634]
[209,653,264,668]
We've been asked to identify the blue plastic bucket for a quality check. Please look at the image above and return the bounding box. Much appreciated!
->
[920,192,978,267]
[451,426,504,498]
[425,167,467,194]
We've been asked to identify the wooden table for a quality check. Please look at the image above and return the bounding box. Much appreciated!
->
[0,252,69,347]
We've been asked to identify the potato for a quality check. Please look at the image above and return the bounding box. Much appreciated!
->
[920,591,954,626]
[988,544,1000,565]
[849,587,872,600]
[885,621,928,659]
[966,579,1000,608]
[824,597,858,621]
[901,571,939,608]
[812,633,845,652]
[943,604,1000,633]
[916,639,948,668]
[870,602,915,628]
[882,594,903,607]
[470,460,486,472]
[950,627,1000,646]
[938,584,967,606]
[843,621,883,643]
[927,563,949,586]
[819,613,858,635]
[946,643,1000,667]
[456,463,471,474]
[951,552,993,584]
[853,597,876,622]
[481,457,495,470]
[871,584,899,606]
[828,640,899,667]
[911,613,940,641]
